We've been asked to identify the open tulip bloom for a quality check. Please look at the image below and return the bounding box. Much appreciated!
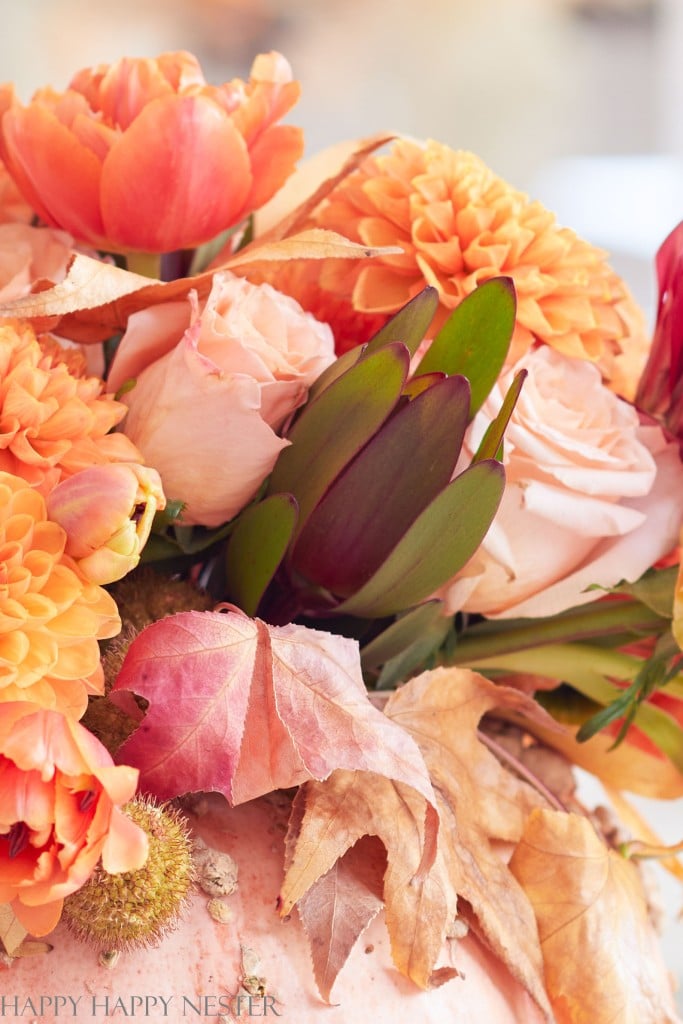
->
[0,46,681,1024]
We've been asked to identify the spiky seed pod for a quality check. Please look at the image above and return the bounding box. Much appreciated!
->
[63,797,195,952]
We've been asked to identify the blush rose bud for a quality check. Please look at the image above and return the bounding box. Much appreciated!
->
[47,463,166,585]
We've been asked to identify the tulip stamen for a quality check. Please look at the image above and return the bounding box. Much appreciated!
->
[3,821,30,858]
[78,789,97,812]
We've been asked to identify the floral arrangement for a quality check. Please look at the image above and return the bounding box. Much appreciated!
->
[0,47,682,1023]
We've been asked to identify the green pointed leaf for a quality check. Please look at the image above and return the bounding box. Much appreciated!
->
[267,343,409,543]
[224,494,298,616]
[306,345,363,403]
[588,565,678,619]
[415,277,516,415]
[291,375,471,597]
[364,286,439,358]
[307,288,439,403]
[473,368,527,463]
[336,459,505,618]
[402,371,445,399]
[361,601,447,671]
[374,615,453,690]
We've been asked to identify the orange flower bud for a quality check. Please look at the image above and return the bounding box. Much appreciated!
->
[0,701,147,935]
[47,463,166,585]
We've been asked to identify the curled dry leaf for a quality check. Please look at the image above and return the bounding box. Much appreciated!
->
[246,131,397,244]
[111,609,437,847]
[509,808,681,1024]
[0,229,400,337]
[281,666,558,1018]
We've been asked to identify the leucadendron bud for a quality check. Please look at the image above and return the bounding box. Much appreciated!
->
[47,463,166,585]
[224,281,521,627]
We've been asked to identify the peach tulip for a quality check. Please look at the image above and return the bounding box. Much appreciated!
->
[108,272,335,527]
[46,463,166,585]
[0,155,33,223]
[0,51,303,254]
[0,702,147,935]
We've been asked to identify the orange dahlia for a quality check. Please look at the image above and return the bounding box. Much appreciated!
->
[0,471,120,716]
[264,138,649,400]
[0,320,143,495]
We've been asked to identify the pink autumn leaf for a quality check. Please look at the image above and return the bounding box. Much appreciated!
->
[111,608,437,830]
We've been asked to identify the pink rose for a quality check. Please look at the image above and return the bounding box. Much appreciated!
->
[108,272,335,526]
[439,346,683,618]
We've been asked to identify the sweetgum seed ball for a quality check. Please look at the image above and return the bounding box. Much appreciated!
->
[63,798,194,951]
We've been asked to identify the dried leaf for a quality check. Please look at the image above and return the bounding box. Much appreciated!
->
[111,610,438,837]
[0,903,27,956]
[509,808,681,1024]
[0,229,400,333]
[250,132,396,243]
[285,789,386,1003]
[518,719,683,799]
[282,667,556,1017]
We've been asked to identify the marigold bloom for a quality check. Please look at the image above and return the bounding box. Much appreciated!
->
[0,156,33,224]
[265,138,649,400]
[0,472,120,715]
[0,50,303,254]
[0,320,143,495]
[0,701,147,935]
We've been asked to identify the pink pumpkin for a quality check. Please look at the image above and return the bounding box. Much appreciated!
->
[3,793,545,1023]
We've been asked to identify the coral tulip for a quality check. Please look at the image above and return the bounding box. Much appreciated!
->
[0,701,147,935]
[47,463,166,585]
[0,51,303,254]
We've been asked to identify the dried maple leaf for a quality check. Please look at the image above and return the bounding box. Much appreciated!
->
[284,790,387,1003]
[281,667,557,1017]
[509,808,681,1024]
[111,610,437,844]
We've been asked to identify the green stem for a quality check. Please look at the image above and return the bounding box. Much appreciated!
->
[450,600,666,664]
[126,251,162,279]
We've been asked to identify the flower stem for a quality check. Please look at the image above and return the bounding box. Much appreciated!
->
[450,600,666,665]
[126,251,162,279]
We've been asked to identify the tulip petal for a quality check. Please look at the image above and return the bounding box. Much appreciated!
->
[101,805,149,873]
[100,95,252,253]
[11,895,63,936]
[2,103,105,242]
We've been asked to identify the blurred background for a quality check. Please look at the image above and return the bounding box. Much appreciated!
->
[2,0,683,1005]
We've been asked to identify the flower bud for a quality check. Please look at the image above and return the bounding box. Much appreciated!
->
[47,463,166,585]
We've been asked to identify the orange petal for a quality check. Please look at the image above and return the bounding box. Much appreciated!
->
[2,103,105,244]
[11,896,63,936]
[100,95,251,253]
[101,804,149,873]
